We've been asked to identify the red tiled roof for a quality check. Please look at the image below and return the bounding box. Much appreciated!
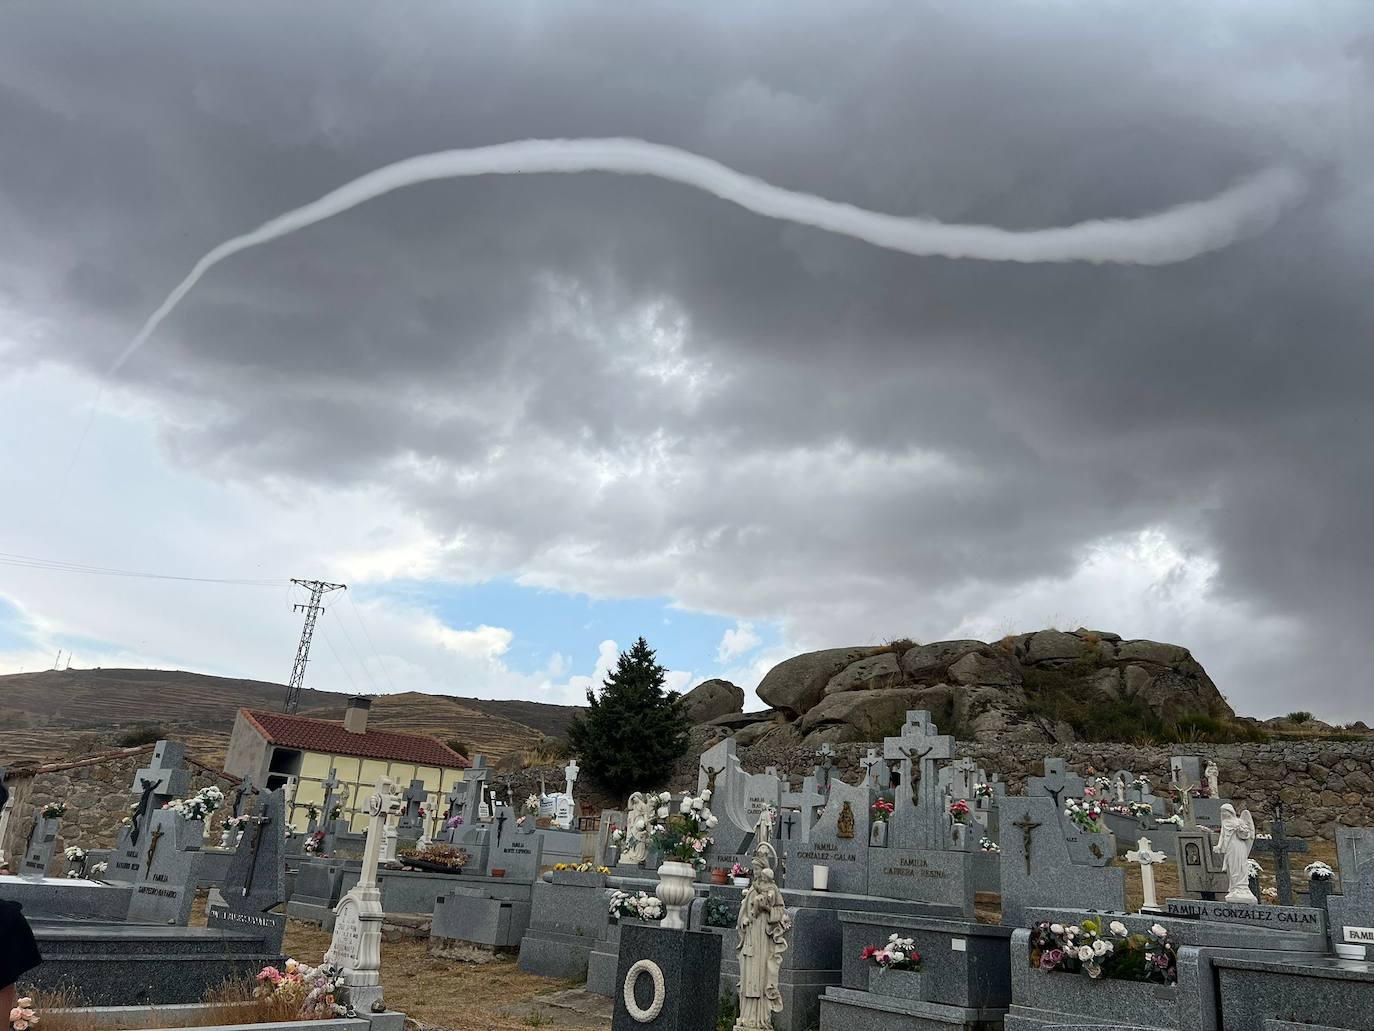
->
[239,708,469,768]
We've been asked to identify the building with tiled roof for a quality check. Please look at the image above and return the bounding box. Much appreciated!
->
[225,697,469,832]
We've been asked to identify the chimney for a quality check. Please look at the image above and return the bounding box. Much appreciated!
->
[344,696,371,734]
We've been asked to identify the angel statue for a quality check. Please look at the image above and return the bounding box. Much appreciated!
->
[1214,803,1257,902]
[619,792,652,866]
[735,843,790,1030]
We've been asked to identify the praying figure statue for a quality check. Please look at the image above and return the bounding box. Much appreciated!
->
[735,844,789,1030]
[1205,759,1220,798]
[619,792,652,865]
[1214,803,1257,903]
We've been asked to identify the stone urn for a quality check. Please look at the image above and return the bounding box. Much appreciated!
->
[655,861,697,930]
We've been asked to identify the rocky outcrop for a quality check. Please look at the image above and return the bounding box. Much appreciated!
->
[680,678,745,723]
[747,629,1233,746]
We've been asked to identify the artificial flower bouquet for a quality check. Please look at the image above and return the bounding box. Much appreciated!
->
[552,861,611,874]
[164,785,224,821]
[9,996,38,1030]
[1305,860,1334,880]
[861,933,921,972]
[871,797,895,823]
[648,789,717,870]
[608,889,664,921]
[397,843,470,871]
[1029,918,1177,984]
[41,802,67,819]
[255,958,350,1018]
[1063,797,1105,833]
[948,799,972,825]
[978,836,1001,854]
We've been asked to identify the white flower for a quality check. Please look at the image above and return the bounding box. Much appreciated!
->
[1109,921,1128,937]
[1246,858,1263,878]
[700,788,712,801]
[1050,923,1064,934]
[1306,861,1334,880]
[1151,924,1168,938]
[1092,939,1110,956]
[1077,945,1095,962]
[658,806,669,819]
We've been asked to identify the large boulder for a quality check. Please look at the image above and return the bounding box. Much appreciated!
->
[756,647,875,717]
[948,650,1022,687]
[899,640,987,682]
[1024,630,1086,664]
[824,653,905,695]
[1117,639,1189,666]
[681,678,745,723]
[799,688,929,742]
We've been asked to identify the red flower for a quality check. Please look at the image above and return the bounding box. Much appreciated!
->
[860,946,877,960]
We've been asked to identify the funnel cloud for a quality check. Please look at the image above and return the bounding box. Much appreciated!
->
[116,138,1304,372]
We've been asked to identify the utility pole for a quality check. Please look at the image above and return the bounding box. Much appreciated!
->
[285,579,346,714]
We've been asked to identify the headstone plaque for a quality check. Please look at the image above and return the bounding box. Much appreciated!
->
[109,740,193,884]
[126,808,204,925]
[488,830,545,881]
[784,777,871,894]
[998,795,1124,927]
[19,812,61,879]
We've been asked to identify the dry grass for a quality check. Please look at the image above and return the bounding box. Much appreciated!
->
[29,985,304,1031]
[1118,837,1338,912]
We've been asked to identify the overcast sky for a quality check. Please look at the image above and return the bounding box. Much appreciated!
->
[2,2,1372,721]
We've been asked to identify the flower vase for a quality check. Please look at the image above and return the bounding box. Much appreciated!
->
[711,868,729,885]
[733,876,750,887]
[219,826,234,848]
[870,821,888,847]
[951,822,968,848]
[656,861,697,930]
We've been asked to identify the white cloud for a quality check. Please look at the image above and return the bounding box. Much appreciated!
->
[716,621,762,663]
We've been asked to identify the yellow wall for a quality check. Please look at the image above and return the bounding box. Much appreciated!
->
[287,749,467,833]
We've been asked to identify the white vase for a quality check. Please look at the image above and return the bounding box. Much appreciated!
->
[655,861,697,930]
[733,877,750,887]
[813,865,830,891]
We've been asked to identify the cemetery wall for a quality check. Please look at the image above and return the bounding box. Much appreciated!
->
[2,746,239,859]
[726,736,1374,841]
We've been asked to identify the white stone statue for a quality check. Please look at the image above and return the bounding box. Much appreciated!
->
[735,844,789,1031]
[619,791,652,865]
[1214,803,1257,903]
[1205,760,1220,798]
[1115,775,1126,804]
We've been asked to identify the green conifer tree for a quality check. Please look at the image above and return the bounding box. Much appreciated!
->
[567,636,691,796]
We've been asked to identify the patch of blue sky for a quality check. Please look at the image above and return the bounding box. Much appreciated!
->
[355,576,779,679]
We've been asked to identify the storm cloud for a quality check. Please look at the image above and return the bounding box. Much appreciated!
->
[2,1,1373,719]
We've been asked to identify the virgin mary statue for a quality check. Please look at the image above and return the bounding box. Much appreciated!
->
[735,844,790,1030]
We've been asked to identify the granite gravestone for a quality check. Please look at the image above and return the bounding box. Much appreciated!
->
[207,788,287,951]
[1026,759,1086,811]
[695,738,785,863]
[19,810,61,879]
[868,711,978,915]
[1252,801,1307,907]
[1327,829,1374,955]
[1175,826,1230,899]
[779,772,826,845]
[998,795,1125,927]
[397,779,428,838]
[125,807,205,926]
[487,821,544,881]
[784,775,871,894]
[109,740,193,884]
[611,923,721,1031]
[1171,755,1225,825]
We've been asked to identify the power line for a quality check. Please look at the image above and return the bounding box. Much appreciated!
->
[0,550,285,587]
[329,602,381,695]
[347,592,400,694]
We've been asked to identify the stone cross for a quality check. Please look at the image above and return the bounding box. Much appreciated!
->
[782,813,797,840]
[242,810,274,896]
[883,710,954,811]
[402,778,427,816]
[1127,836,1168,911]
[1032,759,1076,810]
[320,769,343,825]
[232,773,258,819]
[326,777,401,1014]
[949,757,980,801]
[1253,801,1308,906]
[817,744,836,792]
[444,782,464,820]
[127,741,192,845]
[859,749,884,789]
[463,755,489,820]
[563,758,580,798]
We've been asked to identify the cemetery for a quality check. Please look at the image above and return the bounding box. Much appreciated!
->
[3,708,1374,1031]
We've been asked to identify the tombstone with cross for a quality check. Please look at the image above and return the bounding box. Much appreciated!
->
[396,778,429,837]
[882,710,956,850]
[108,740,193,884]
[207,788,288,952]
[463,755,490,823]
[779,773,827,846]
[859,749,884,790]
[1327,828,1374,955]
[314,768,343,832]
[231,772,259,819]
[1252,800,1309,907]
[1027,758,1086,812]
[18,803,62,879]
[817,743,837,793]
[1127,835,1169,911]
[997,794,1125,926]
[437,781,466,843]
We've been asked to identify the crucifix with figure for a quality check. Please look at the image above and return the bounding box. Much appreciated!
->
[883,710,954,812]
[859,749,884,789]
[319,769,342,826]
[143,824,165,880]
[700,763,725,794]
[242,809,273,896]
[1170,769,1199,829]
[1012,811,1043,876]
[1253,800,1307,906]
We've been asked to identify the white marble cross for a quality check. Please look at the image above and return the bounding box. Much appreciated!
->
[564,758,580,797]
[859,749,884,788]
[1127,836,1169,911]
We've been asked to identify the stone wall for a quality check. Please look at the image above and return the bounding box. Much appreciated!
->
[2,747,240,865]
[725,735,1374,841]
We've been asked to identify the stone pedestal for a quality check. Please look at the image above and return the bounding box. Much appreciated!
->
[612,923,721,1031]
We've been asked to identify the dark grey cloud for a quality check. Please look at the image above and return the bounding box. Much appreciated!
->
[3,1,1373,718]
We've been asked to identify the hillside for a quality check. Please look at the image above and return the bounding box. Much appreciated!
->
[0,668,581,768]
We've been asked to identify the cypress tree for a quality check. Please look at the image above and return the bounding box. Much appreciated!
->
[567,636,691,796]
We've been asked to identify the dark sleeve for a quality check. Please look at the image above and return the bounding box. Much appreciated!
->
[0,900,42,988]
